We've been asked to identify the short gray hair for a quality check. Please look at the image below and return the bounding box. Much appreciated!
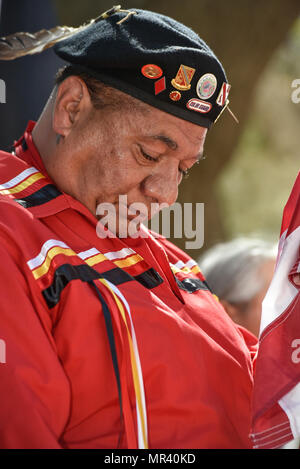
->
[198,237,277,305]
[55,65,149,114]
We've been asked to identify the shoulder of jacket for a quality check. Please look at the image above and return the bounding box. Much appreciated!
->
[0,150,33,183]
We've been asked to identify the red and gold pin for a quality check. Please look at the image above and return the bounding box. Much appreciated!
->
[169,91,181,101]
[154,76,166,95]
[171,64,195,91]
[141,64,163,79]
[216,82,231,106]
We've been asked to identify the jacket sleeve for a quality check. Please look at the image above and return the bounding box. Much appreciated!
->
[0,242,71,449]
[236,324,258,370]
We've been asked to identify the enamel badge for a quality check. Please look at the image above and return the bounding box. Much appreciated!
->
[171,65,195,91]
[169,91,181,101]
[141,64,163,79]
[186,98,212,113]
[154,76,166,95]
[196,73,217,100]
[216,82,231,106]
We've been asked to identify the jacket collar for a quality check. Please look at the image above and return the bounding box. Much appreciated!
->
[13,121,97,224]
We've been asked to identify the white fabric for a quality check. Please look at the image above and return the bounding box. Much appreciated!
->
[279,382,300,439]
[259,227,300,335]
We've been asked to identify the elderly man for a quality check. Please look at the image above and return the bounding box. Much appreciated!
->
[0,7,256,449]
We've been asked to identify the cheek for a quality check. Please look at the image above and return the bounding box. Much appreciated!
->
[88,157,143,201]
[74,130,145,201]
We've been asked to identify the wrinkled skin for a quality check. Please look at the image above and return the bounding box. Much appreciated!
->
[32,76,207,235]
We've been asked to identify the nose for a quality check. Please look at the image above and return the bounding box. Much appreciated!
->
[142,164,179,207]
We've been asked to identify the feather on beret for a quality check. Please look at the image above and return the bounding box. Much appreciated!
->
[0,5,233,128]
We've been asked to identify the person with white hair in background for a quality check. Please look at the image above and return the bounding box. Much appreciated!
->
[198,237,277,337]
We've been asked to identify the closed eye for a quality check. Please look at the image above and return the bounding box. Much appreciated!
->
[139,146,158,162]
[139,145,189,178]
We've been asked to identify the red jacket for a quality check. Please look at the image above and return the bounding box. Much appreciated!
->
[0,122,257,449]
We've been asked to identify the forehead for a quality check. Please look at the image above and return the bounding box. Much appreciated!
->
[131,106,208,150]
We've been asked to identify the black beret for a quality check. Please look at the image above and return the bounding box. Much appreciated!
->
[54,8,230,129]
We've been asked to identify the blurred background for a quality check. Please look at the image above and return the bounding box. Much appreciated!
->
[1,0,300,259]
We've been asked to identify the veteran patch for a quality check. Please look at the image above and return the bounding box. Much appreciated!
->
[186,98,212,113]
[171,65,195,91]
[196,73,217,100]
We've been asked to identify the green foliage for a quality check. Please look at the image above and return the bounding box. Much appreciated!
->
[218,17,300,242]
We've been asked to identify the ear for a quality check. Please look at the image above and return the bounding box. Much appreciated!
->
[52,76,92,139]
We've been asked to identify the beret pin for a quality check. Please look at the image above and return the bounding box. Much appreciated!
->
[0,5,238,126]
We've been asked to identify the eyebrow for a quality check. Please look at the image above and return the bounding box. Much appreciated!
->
[151,134,178,151]
[149,134,205,161]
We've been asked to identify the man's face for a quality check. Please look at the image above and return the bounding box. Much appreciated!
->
[51,89,207,234]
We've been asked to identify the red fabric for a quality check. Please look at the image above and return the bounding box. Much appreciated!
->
[0,122,256,449]
[251,172,300,448]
